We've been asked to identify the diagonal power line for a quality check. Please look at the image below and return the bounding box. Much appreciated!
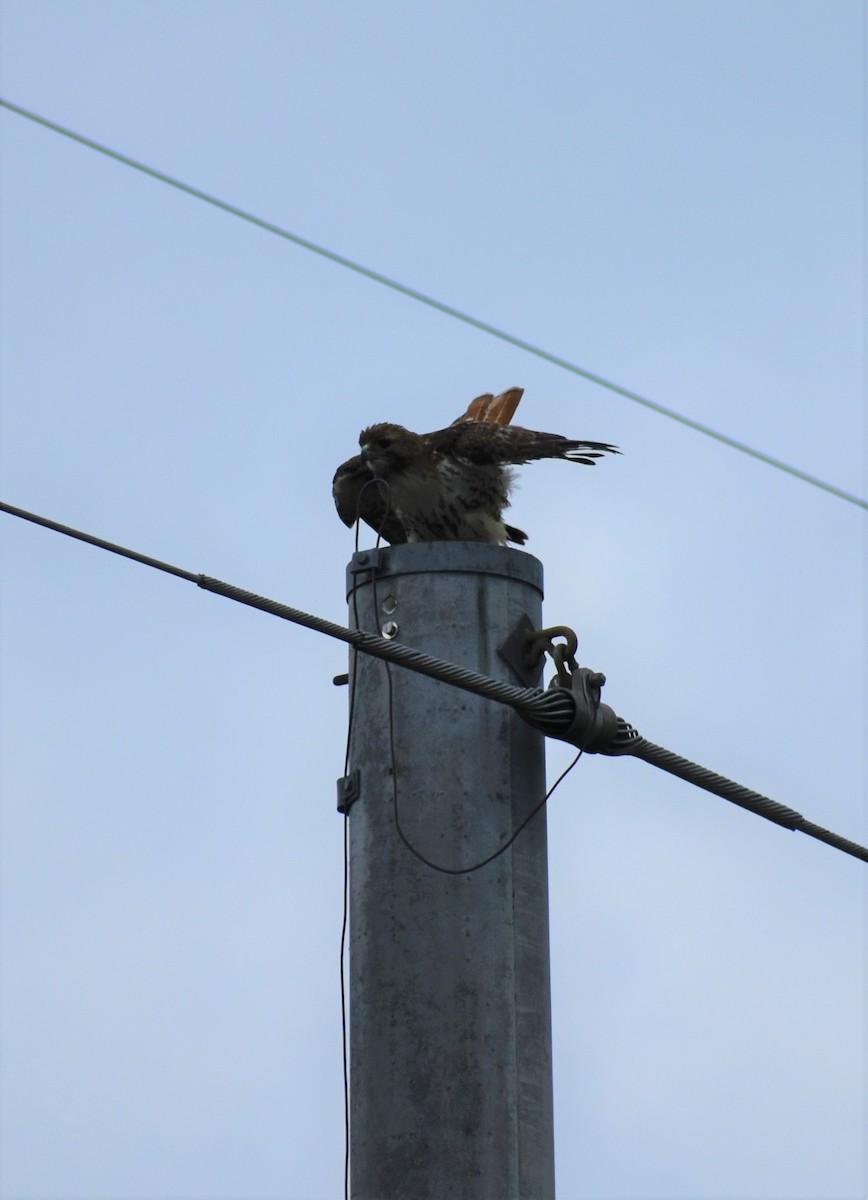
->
[1,96,865,511]
[1,496,868,864]
[2,498,867,865]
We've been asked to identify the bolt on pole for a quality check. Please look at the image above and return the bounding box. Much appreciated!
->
[343,542,555,1200]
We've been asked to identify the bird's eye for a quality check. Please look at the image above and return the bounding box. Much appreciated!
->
[376,436,392,449]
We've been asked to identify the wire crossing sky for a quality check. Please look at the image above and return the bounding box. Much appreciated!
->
[1,10,863,1198]
[2,96,865,512]
[3,498,866,865]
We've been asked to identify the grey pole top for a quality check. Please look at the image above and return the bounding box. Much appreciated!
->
[346,540,544,600]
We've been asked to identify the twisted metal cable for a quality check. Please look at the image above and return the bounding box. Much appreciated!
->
[213,571,868,864]
[198,576,569,726]
[523,682,868,864]
[626,738,868,863]
[4,500,865,864]
[0,501,199,581]
[630,739,803,828]
[0,501,572,725]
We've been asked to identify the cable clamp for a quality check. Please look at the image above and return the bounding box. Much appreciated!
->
[548,664,620,753]
[349,547,387,575]
[336,769,361,815]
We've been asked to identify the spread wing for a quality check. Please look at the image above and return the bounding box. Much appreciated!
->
[333,387,525,542]
[426,421,620,466]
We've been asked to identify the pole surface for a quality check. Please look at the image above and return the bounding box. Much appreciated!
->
[345,542,555,1200]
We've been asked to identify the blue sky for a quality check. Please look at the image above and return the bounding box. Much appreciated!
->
[0,3,865,1198]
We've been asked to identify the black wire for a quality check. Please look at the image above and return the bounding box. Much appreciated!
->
[384,644,583,875]
[380,613,596,875]
[351,538,578,876]
[352,476,394,554]
[340,806,350,1200]
[339,482,392,1200]
[339,655,357,1200]
[338,512,372,1200]
[0,500,198,581]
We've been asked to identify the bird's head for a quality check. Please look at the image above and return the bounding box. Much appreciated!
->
[358,422,419,476]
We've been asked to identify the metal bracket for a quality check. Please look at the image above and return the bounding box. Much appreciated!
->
[350,548,387,575]
[336,769,361,815]
[497,614,545,687]
[549,667,619,753]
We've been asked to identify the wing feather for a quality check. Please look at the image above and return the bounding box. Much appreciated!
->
[426,421,619,466]
[335,388,616,546]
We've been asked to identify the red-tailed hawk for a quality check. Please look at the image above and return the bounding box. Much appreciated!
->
[333,388,525,544]
[333,387,618,545]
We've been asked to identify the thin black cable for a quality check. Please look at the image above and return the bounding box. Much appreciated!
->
[386,656,583,876]
[339,545,369,1200]
[339,482,390,1200]
[1,97,866,511]
[0,500,198,581]
[337,487,385,1200]
[353,476,395,553]
[340,806,350,1200]
[338,655,357,1200]
[353,538,583,875]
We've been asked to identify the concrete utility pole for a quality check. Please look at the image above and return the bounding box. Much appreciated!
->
[344,541,555,1200]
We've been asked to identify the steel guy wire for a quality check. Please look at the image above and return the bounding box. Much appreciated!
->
[0,501,573,725]
[2,499,866,864]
